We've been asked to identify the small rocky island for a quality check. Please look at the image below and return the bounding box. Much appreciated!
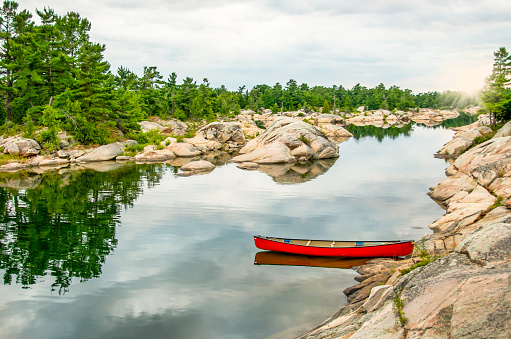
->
[301,119,511,339]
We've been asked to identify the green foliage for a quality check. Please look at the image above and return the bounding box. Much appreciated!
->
[123,143,144,156]
[0,165,166,292]
[298,134,310,144]
[0,121,22,136]
[37,129,59,151]
[488,196,504,211]
[21,115,35,139]
[400,239,436,275]
[0,153,25,166]
[254,120,266,129]
[394,292,407,326]
[471,132,496,148]
[482,47,511,125]
[322,99,331,114]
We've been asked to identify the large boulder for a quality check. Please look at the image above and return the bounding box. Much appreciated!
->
[185,136,223,152]
[1,137,41,157]
[232,143,296,164]
[133,148,176,163]
[232,117,339,164]
[198,122,246,144]
[75,142,125,162]
[320,124,353,139]
[180,160,216,172]
[138,121,163,133]
[167,142,202,157]
[494,120,511,138]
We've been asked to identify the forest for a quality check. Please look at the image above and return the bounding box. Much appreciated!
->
[0,1,496,146]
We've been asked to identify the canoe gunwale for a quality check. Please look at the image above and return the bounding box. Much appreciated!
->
[253,235,415,257]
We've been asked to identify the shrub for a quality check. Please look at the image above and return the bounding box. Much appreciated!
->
[400,239,436,275]
[394,293,407,326]
[123,143,144,156]
[37,129,60,151]
[471,132,495,148]
[22,116,36,139]
[488,196,504,211]
[254,120,266,129]
[298,134,310,144]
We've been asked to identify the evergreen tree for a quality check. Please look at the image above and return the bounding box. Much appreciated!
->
[482,47,511,125]
[322,99,331,114]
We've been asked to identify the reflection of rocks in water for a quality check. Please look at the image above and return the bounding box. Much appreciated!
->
[420,121,443,127]
[74,162,129,173]
[169,151,232,168]
[200,151,232,166]
[168,156,201,167]
[0,172,42,189]
[257,158,338,184]
[328,136,351,144]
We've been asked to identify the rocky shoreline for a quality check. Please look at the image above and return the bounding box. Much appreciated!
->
[299,120,511,339]
[0,108,467,176]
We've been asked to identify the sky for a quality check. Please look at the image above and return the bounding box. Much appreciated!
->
[15,0,511,93]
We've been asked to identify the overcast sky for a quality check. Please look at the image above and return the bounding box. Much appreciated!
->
[16,0,511,93]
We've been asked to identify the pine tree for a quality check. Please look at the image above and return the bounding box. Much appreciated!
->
[322,99,331,114]
[482,47,511,125]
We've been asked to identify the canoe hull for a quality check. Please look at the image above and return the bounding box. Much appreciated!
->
[254,236,414,257]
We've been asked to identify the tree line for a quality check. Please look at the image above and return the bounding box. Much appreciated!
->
[0,1,483,145]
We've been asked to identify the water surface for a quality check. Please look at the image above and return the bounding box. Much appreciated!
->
[0,124,456,339]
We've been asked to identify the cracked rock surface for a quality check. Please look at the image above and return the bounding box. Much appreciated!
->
[300,121,511,339]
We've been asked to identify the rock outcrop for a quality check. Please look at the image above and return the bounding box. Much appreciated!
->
[1,137,41,157]
[301,122,511,339]
[437,125,493,157]
[75,142,126,162]
[232,117,339,164]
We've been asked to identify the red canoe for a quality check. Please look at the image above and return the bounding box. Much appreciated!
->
[254,235,414,258]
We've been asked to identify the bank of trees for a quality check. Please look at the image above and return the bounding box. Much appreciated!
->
[0,1,482,145]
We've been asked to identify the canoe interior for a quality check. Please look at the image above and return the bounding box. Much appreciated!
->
[261,236,410,248]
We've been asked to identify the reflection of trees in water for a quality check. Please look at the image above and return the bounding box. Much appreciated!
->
[437,113,478,129]
[345,113,479,142]
[0,164,167,294]
[346,124,413,142]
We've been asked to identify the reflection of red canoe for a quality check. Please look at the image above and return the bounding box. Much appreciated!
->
[254,251,370,269]
[254,235,414,258]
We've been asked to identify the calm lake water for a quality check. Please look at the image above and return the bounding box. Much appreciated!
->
[0,120,466,339]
